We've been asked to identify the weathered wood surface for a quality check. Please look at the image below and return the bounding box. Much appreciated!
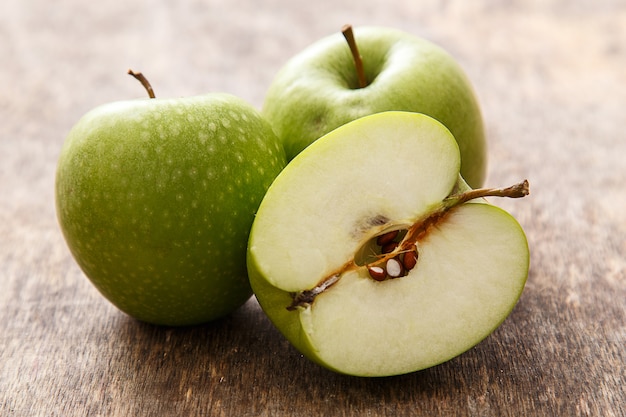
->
[1,1,624,416]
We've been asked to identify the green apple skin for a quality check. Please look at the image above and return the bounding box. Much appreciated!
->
[247,112,528,376]
[56,93,286,326]
[263,26,487,188]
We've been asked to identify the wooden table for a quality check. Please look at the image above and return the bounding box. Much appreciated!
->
[1,1,624,415]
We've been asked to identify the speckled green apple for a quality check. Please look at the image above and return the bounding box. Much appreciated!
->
[56,93,286,326]
[263,25,487,188]
[247,112,529,376]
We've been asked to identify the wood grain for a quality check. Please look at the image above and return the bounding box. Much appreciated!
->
[1,1,624,416]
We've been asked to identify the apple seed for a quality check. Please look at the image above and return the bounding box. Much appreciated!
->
[376,230,399,246]
[402,247,418,271]
[368,266,387,281]
[386,258,404,278]
[381,241,399,254]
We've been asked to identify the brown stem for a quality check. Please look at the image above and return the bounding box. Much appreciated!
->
[287,180,530,310]
[399,180,530,254]
[341,24,367,88]
[128,69,155,98]
[443,179,529,208]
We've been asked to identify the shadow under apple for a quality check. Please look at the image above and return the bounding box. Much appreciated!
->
[99,293,535,415]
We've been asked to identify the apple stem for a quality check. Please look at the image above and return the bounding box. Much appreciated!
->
[399,179,530,255]
[128,69,156,98]
[444,179,530,209]
[286,179,530,310]
[341,24,368,88]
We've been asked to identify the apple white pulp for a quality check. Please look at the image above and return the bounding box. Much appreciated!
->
[247,112,529,376]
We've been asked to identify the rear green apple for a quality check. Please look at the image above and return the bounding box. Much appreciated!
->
[247,111,529,376]
[56,77,286,326]
[263,25,487,187]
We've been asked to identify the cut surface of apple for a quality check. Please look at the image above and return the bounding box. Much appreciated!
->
[247,111,529,377]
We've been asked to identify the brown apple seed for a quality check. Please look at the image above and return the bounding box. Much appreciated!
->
[381,241,399,254]
[368,266,387,281]
[403,247,418,271]
[376,230,399,246]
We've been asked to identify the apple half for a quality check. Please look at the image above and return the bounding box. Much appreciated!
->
[247,111,529,377]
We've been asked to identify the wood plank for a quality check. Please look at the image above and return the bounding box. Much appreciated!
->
[1,1,624,416]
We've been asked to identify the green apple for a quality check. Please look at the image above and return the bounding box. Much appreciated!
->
[56,88,286,326]
[263,25,487,188]
[247,111,529,376]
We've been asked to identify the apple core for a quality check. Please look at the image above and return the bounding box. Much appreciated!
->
[288,179,529,310]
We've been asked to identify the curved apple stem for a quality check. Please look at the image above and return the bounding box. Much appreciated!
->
[444,180,530,208]
[287,179,530,310]
[128,69,156,98]
[398,180,530,256]
[341,24,367,88]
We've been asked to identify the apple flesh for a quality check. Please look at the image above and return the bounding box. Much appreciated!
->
[56,93,286,326]
[263,26,487,188]
[247,112,529,376]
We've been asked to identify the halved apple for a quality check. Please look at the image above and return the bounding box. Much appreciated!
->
[247,112,529,377]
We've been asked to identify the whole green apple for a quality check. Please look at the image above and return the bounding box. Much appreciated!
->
[263,25,487,188]
[247,112,529,376]
[56,91,286,326]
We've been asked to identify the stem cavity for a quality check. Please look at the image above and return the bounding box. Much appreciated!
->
[128,69,156,98]
[341,24,367,89]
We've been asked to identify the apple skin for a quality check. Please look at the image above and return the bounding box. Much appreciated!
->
[55,93,286,326]
[263,26,487,188]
